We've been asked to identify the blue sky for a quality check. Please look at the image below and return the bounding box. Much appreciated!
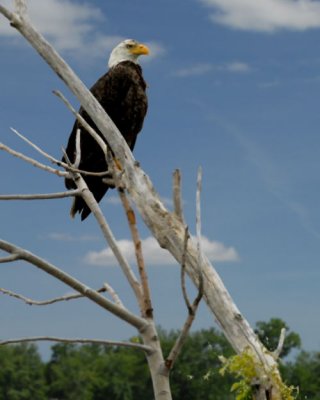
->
[1,0,320,358]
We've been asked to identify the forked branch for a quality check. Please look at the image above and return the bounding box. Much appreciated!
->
[0,239,146,331]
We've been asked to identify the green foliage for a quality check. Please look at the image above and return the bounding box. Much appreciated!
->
[46,343,152,400]
[282,351,320,399]
[219,349,256,400]
[0,344,46,400]
[160,327,235,399]
[0,320,317,400]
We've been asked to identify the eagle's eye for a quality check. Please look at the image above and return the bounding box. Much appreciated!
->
[126,43,135,49]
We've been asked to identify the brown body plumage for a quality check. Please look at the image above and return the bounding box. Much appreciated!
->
[63,41,148,220]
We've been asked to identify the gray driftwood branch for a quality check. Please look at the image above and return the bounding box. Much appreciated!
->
[0,286,106,306]
[0,239,146,330]
[0,2,285,398]
[0,337,152,353]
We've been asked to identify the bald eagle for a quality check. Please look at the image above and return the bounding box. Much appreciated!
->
[63,39,149,220]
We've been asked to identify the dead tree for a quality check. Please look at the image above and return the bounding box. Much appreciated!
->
[0,1,293,399]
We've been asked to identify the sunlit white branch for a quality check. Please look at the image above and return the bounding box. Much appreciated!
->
[73,128,81,168]
[272,328,286,359]
[0,336,152,353]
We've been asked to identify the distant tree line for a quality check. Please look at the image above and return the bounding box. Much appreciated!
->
[0,318,317,400]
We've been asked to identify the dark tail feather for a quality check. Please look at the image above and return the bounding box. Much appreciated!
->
[70,186,109,221]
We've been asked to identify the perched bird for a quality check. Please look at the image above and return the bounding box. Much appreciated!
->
[63,39,149,220]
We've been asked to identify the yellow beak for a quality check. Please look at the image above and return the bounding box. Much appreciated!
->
[131,43,150,56]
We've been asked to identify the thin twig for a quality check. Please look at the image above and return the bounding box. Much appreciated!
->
[0,190,79,200]
[118,188,153,318]
[104,282,125,309]
[0,142,67,176]
[173,169,185,223]
[165,286,203,371]
[165,173,206,371]
[195,166,204,293]
[181,226,191,312]
[10,127,59,165]
[10,127,109,177]
[53,90,107,154]
[0,254,20,263]
[0,286,106,306]
[74,128,81,168]
[0,336,152,353]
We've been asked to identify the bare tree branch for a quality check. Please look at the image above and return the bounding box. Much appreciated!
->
[0,254,20,263]
[62,156,144,312]
[10,126,59,163]
[0,239,147,331]
[272,327,286,360]
[165,287,203,371]
[166,193,204,371]
[10,127,109,177]
[0,190,79,201]
[0,336,153,353]
[172,169,185,223]
[195,165,204,297]
[0,142,66,176]
[53,90,107,154]
[118,188,153,318]
[0,286,107,306]
[180,227,191,312]
[103,282,125,309]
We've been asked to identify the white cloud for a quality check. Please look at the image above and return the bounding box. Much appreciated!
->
[0,0,164,60]
[226,61,251,73]
[174,63,214,77]
[173,61,251,77]
[199,0,320,32]
[85,235,239,267]
[48,232,99,242]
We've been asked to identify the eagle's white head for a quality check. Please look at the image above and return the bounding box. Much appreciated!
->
[108,39,149,68]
